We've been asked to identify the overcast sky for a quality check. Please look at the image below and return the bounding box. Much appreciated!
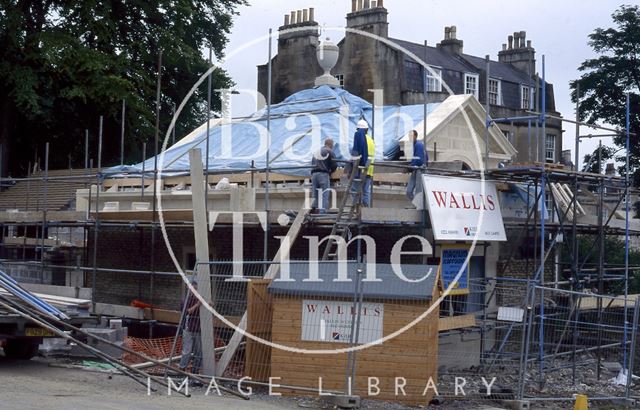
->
[219,0,625,166]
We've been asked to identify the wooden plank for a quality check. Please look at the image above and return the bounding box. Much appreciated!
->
[92,302,144,319]
[245,280,272,382]
[189,148,216,376]
[438,313,477,331]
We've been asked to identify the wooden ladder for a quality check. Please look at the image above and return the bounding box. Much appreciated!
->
[321,160,368,261]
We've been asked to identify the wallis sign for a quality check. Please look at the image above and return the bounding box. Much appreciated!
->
[423,175,507,241]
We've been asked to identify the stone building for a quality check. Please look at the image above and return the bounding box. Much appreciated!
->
[257,1,563,164]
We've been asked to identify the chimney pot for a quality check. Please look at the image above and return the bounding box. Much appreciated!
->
[352,0,357,11]
[290,11,296,24]
[520,30,526,47]
[451,26,457,39]
[309,7,314,21]
[371,0,377,7]
[284,14,289,25]
[378,0,384,7]
[303,8,308,22]
[359,0,364,10]
[502,43,506,51]
[296,10,302,24]
[444,26,451,40]
[508,35,513,49]
[364,0,370,9]
[527,40,531,48]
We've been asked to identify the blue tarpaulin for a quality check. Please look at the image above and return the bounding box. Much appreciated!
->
[106,85,438,177]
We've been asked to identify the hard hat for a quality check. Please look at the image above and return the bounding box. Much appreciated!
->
[357,119,368,129]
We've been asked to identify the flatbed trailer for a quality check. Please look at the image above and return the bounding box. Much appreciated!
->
[0,308,96,359]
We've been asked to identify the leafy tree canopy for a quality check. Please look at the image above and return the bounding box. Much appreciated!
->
[0,0,245,175]
[570,5,640,183]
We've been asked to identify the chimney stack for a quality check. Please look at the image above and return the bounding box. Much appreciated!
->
[499,30,535,76]
[605,163,616,176]
[437,25,463,55]
[347,0,388,37]
[278,8,320,43]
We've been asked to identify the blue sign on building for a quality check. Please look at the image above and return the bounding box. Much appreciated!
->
[441,246,470,295]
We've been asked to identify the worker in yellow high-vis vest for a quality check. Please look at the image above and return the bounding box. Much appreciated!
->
[363,133,375,207]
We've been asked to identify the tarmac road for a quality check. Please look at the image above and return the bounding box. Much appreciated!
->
[0,355,301,410]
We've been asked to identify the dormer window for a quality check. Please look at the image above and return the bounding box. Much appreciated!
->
[488,79,502,105]
[464,74,479,99]
[426,67,443,92]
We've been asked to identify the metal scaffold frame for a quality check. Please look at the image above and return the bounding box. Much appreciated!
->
[0,49,637,404]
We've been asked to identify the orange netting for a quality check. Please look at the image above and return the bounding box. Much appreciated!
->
[123,336,182,372]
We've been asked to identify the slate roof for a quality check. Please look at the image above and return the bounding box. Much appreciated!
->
[389,38,477,74]
[267,262,439,301]
[461,53,532,84]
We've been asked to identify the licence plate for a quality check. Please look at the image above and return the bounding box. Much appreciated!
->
[25,327,56,337]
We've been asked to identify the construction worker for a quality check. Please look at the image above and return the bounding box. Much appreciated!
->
[406,130,427,201]
[311,138,337,213]
[363,132,375,207]
[350,119,369,202]
[179,277,202,374]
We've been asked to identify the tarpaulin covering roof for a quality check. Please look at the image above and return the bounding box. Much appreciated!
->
[107,85,438,177]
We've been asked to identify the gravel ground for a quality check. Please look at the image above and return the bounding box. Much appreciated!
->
[1,353,632,409]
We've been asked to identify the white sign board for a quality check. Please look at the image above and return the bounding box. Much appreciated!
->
[301,299,383,344]
[497,306,525,322]
[423,175,507,241]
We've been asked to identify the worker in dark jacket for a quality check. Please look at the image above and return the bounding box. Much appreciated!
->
[179,278,202,374]
[311,138,337,213]
[406,130,428,201]
[350,119,370,202]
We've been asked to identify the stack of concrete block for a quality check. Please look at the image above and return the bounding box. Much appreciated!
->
[69,320,128,359]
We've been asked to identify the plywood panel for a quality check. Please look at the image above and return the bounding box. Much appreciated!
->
[438,313,477,331]
[245,280,273,382]
[269,296,439,405]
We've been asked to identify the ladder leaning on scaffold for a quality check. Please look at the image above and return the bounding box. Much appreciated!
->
[321,158,368,261]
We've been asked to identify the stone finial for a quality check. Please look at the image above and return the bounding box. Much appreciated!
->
[315,38,340,87]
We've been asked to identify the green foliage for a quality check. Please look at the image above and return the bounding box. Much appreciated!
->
[0,0,245,174]
[581,145,616,174]
[570,5,640,184]
[562,235,640,294]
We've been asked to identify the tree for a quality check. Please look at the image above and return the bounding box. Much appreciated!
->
[581,145,616,174]
[570,5,640,184]
[0,0,245,175]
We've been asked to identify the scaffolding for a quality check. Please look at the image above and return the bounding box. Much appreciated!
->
[0,49,638,405]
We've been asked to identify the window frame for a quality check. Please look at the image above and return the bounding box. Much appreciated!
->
[464,73,479,99]
[521,85,531,110]
[425,66,443,93]
[545,134,556,163]
[488,78,502,106]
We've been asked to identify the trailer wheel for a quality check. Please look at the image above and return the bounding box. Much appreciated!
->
[3,338,40,360]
